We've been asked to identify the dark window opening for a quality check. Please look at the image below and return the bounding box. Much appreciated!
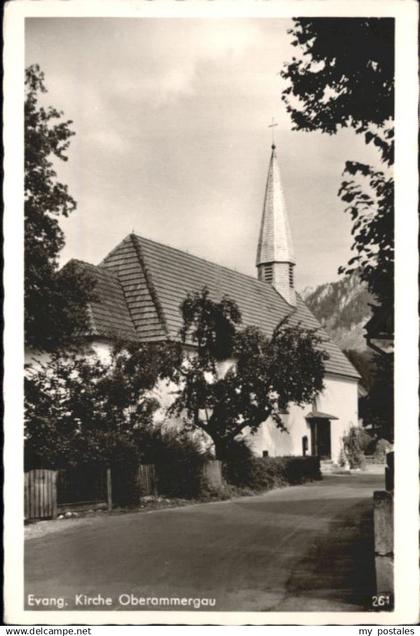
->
[289,264,294,288]
[264,265,273,283]
[262,450,269,458]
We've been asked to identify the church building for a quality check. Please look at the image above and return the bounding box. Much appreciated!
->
[70,143,360,465]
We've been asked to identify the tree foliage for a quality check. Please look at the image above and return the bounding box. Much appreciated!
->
[180,290,241,361]
[282,19,394,310]
[169,288,328,458]
[281,18,394,164]
[282,18,394,437]
[25,64,95,350]
[338,161,393,309]
[342,425,371,469]
[24,341,180,470]
[343,348,375,391]
[364,352,394,440]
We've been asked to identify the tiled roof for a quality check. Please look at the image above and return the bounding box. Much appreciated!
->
[93,234,359,380]
[99,236,167,341]
[68,259,137,341]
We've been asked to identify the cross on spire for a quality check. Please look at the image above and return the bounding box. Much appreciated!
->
[268,117,278,147]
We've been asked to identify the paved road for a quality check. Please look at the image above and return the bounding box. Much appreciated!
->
[25,473,382,612]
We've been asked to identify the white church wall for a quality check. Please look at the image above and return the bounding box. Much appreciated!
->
[89,339,113,363]
[25,339,112,368]
[245,373,359,463]
[316,374,359,463]
[243,404,311,458]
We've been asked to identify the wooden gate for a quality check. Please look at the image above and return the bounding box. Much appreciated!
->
[24,469,58,520]
[57,466,108,507]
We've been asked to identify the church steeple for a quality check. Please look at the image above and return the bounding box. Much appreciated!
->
[256,143,296,306]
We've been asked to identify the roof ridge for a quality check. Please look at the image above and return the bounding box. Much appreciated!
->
[130,234,170,339]
[67,257,138,340]
[133,232,298,300]
[66,258,120,279]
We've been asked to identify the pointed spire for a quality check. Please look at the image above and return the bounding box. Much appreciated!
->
[256,144,296,306]
[256,144,295,266]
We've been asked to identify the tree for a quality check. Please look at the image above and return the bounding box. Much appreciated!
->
[282,18,394,437]
[338,163,393,314]
[24,341,179,470]
[343,348,375,392]
[25,64,95,350]
[169,288,328,459]
[281,19,394,307]
[364,352,394,440]
[281,19,394,162]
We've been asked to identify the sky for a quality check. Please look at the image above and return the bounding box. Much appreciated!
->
[25,17,380,291]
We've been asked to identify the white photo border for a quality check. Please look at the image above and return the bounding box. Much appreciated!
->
[3,0,419,625]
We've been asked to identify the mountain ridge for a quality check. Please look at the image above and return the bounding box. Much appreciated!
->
[301,274,372,352]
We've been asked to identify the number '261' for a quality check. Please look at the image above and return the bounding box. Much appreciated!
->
[372,594,392,608]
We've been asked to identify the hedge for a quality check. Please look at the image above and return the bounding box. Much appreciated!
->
[223,454,321,491]
[155,456,207,499]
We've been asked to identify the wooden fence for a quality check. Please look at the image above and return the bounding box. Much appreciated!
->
[136,461,223,498]
[24,469,58,520]
[25,461,223,519]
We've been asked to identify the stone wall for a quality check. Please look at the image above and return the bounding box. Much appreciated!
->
[373,490,394,596]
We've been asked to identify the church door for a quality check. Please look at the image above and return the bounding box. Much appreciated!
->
[310,419,331,460]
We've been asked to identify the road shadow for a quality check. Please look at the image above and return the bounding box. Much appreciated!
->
[233,496,372,521]
[283,500,378,611]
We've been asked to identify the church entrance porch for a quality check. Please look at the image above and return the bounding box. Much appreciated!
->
[306,410,338,461]
[309,419,331,460]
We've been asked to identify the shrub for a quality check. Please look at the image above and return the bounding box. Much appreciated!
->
[199,483,230,501]
[342,426,367,469]
[110,439,141,506]
[222,439,255,487]
[104,427,210,502]
[223,440,321,491]
[276,456,322,484]
[373,438,393,463]
[139,428,210,499]
[357,428,375,453]
[338,446,348,467]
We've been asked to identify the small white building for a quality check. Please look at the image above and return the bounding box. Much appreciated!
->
[63,144,360,464]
